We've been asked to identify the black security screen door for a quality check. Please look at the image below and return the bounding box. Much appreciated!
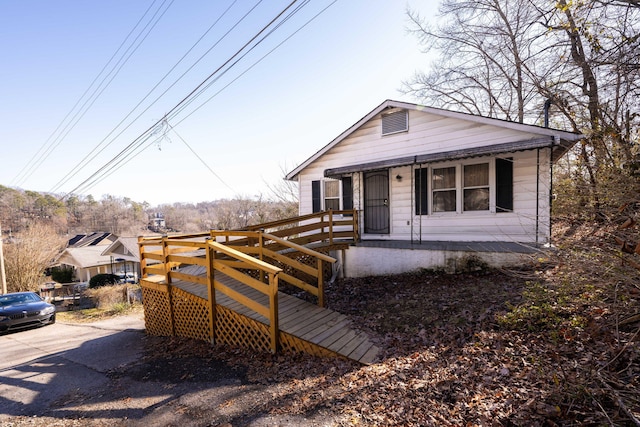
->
[364,170,390,234]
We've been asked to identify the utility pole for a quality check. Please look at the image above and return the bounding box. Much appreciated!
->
[0,222,7,295]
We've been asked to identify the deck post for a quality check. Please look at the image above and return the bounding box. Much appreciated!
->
[206,240,217,345]
[268,272,279,353]
[161,235,175,336]
[138,236,148,279]
[328,210,334,246]
[258,232,266,284]
[317,258,324,307]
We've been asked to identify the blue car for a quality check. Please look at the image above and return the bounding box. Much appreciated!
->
[0,292,56,333]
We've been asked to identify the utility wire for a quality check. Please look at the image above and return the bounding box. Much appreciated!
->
[167,121,237,194]
[62,0,336,199]
[60,0,302,198]
[48,0,176,192]
[11,0,160,187]
[13,0,171,188]
[50,0,254,194]
[174,0,336,126]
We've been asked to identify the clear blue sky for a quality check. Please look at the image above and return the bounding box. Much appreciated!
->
[0,0,437,206]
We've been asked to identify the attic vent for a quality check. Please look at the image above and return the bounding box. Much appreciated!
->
[381,109,408,135]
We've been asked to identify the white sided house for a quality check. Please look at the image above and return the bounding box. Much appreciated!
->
[286,100,583,277]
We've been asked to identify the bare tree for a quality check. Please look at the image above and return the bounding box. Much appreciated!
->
[3,222,66,292]
[404,0,640,216]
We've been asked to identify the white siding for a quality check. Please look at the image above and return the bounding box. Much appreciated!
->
[298,109,554,244]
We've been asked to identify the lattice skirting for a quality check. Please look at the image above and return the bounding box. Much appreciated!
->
[280,332,338,358]
[141,284,173,336]
[215,305,272,352]
[141,281,340,359]
[172,286,211,342]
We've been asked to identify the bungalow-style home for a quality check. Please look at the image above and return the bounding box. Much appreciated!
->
[285,100,583,276]
[101,236,142,282]
[55,233,141,283]
[56,245,116,283]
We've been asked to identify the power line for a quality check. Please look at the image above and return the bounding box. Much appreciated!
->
[50,0,255,194]
[59,0,302,198]
[47,0,177,192]
[61,0,337,200]
[167,121,237,194]
[13,0,172,188]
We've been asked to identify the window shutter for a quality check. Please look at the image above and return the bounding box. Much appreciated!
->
[496,158,513,212]
[341,176,353,211]
[414,168,428,215]
[312,180,321,213]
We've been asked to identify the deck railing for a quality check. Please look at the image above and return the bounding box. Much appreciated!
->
[241,209,359,249]
[137,212,348,352]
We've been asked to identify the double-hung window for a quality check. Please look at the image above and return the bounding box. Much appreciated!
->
[432,166,457,212]
[311,177,353,213]
[463,163,489,211]
[323,180,340,211]
[415,159,512,215]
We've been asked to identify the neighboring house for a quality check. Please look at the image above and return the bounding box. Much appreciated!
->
[56,246,115,283]
[148,213,166,232]
[286,100,583,276]
[56,232,140,282]
[101,237,142,282]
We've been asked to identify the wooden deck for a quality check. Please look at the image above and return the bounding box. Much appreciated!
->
[173,265,379,365]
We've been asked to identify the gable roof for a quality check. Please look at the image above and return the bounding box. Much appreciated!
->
[101,237,140,262]
[285,99,583,180]
[58,246,114,269]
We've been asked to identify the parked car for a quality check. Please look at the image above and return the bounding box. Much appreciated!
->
[0,292,56,333]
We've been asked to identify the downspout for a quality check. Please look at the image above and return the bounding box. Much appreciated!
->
[536,148,540,247]
[550,139,558,246]
[544,98,552,128]
[418,158,423,243]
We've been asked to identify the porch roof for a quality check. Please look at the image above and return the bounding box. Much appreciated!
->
[324,136,558,177]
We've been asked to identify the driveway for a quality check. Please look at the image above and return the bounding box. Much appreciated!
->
[0,314,341,426]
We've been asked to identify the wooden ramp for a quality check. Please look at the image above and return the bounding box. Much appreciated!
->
[171,267,379,365]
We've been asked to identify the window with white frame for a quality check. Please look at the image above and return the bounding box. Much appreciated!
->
[324,180,340,211]
[416,159,508,215]
[463,163,490,211]
[311,177,353,213]
[432,166,457,212]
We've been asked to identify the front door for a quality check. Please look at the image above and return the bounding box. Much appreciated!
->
[364,170,390,234]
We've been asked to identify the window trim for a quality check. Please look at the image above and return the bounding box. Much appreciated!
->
[312,177,352,213]
[431,165,458,213]
[413,158,511,215]
[462,162,490,212]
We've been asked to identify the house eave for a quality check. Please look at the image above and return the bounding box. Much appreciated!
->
[324,136,557,177]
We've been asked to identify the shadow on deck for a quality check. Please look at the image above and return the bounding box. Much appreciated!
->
[138,210,379,365]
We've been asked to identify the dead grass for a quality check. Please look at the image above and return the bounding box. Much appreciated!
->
[56,301,143,323]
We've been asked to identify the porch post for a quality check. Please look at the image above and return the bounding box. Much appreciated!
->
[317,258,324,308]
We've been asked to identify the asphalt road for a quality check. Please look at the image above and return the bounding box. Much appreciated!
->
[0,314,340,426]
[0,314,147,422]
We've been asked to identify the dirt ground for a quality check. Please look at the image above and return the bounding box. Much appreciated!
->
[2,221,639,425]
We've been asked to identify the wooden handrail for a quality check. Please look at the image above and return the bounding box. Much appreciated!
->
[262,233,336,263]
[209,241,282,275]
